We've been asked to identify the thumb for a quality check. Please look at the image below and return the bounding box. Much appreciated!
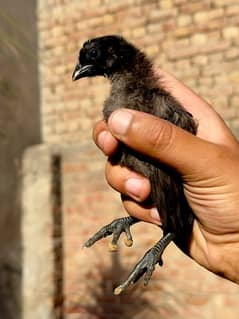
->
[108,109,220,178]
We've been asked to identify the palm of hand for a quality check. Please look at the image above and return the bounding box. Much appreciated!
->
[182,103,239,281]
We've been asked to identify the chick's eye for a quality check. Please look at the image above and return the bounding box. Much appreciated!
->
[89,48,98,59]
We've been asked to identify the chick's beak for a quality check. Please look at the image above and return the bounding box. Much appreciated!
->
[72,64,91,81]
[72,62,107,81]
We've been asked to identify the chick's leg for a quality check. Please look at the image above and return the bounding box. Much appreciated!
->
[83,216,139,251]
[114,232,175,295]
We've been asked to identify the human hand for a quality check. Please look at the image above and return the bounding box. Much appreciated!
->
[92,69,239,284]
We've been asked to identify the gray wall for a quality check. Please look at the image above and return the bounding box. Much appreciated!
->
[0,1,40,318]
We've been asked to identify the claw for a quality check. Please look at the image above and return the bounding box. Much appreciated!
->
[83,237,98,248]
[124,226,133,247]
[124,238,133,247]
[109,243,118,252]
[113,232,175,294]
[83,216,138,249]
[114,286,123,295]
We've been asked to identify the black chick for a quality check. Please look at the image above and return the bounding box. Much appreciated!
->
[72,35,197,294]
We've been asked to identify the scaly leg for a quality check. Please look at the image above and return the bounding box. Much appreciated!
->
[114,232,175,295]
[83,216,139,251]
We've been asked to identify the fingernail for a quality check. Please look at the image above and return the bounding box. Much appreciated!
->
[97,131,108,151]
[125,178,143,199]
[109,110,133,135]
[150,208,161,222]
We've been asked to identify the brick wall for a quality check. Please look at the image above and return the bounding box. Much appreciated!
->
[38,0,239,143]
[37,1,239,318]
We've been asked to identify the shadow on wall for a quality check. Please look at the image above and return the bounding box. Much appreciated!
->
[69,250,183,319]
[85,251,157,319]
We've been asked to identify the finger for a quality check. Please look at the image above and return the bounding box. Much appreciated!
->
[92,120,119,156]
[122,198,161,226]
[108,109,223,177]
[105,161,151,202]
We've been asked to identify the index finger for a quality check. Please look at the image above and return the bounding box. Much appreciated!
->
[93,120,119,156]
